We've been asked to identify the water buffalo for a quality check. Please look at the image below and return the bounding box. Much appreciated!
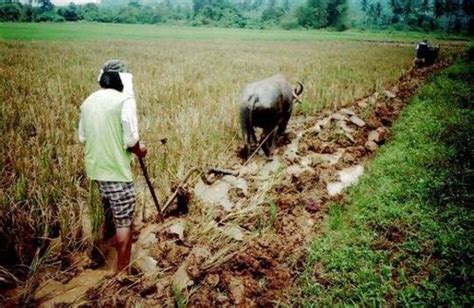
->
[414,40,440,67]
[240,74,304,157]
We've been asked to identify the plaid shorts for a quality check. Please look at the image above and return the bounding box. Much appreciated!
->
[97,181,136,228]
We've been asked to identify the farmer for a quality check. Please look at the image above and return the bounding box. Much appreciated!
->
[79,59,147,273]
[414,39,440,67]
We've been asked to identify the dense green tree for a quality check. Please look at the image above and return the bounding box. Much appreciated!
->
[463,0,474,13]
[128,0,141,8]
[401,0,413,20]
[389,0,403,15]
[420,0,430,13]
[367,1,383,26]
[23,4,36,21]
[0,3,22,21]
[327,0,348,30]
[433,0,444,18]
[297,0,329,28]
[253,0,264,10]
[114,6,140,23]
[58,3,80,21]
[81,3,99,21]
[191,0,247,27]
[261,6,285,22]
[35,10,64,22]
[193,0,230,13]
[296,0,347,29]
[444,0,462,30]
[37,0,54,12]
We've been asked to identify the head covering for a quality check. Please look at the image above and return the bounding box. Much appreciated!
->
[98,60,128,92]
[102,59,128,73]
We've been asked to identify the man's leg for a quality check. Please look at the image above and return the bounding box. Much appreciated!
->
[115,227,132,272]
[104,182,136,273]
[87,198,115,270]
[88,187,111,269]
[103,198,116,240]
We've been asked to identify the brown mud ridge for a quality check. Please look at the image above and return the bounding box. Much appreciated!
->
[33,61,450,307]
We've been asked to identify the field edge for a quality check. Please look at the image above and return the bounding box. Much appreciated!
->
[295,49,474,305]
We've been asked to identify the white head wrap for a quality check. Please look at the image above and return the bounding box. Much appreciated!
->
[97,60,134,96]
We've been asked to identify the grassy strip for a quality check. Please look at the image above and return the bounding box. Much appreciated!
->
[0,22,470,42]
[298,50,474,305]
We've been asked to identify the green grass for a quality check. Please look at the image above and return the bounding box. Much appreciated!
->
[0,22,470,42]
[298,51,474,305]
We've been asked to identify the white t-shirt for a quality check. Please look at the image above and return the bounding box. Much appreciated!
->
[79,72,139,148]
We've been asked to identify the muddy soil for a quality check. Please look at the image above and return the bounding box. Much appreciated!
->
[30,61,451,307]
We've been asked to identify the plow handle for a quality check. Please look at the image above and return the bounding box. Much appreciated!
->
[138,157,164,223]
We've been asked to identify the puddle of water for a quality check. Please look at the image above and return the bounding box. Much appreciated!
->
[222,176,248,195]
[239,161,260,176]
[339,165,364,184]
[221,225,244,241]
[331,113,348,121]
[131,221,181,274]
[195,181,234,211]
[35,250,116,307]
[340,108,355,116]
[194,175,248,211]
[300,155,314,167]
[169,221,185,241]
[349,115,366,127]
[327,165,364,196]
[136,224,160,248]
[316,116,332,129]
[133,253,158,274]
[285,153,318,177]
[338,120,354,133]
[286,164,312,177]
[311,150,344,166]
[284,131,304,160]
[257,158,282,180]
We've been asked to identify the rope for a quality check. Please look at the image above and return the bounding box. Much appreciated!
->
[242,125,278,167]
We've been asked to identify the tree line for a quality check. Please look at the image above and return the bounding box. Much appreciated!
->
[0,0,472,33]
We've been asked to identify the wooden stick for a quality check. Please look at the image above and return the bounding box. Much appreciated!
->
[141,137,168,145]
[243,125,278,166]
[208,167,239,177]
[138,157,164,223]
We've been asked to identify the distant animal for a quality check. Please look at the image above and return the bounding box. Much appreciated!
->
[414,39,440,67]
[240,74,304,157]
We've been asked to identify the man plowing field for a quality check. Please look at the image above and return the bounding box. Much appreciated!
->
[79,60,147,273]
[414,39,440,67]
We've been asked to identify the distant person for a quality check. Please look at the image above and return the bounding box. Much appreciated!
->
[414,39,440,67]
[79,60,147,273]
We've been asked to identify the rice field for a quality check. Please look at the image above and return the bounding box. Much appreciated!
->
[0,23,465,300]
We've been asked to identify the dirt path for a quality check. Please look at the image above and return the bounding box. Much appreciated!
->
[34,61,451,307]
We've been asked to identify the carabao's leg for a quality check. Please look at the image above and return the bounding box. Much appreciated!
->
[262,127,276,156]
